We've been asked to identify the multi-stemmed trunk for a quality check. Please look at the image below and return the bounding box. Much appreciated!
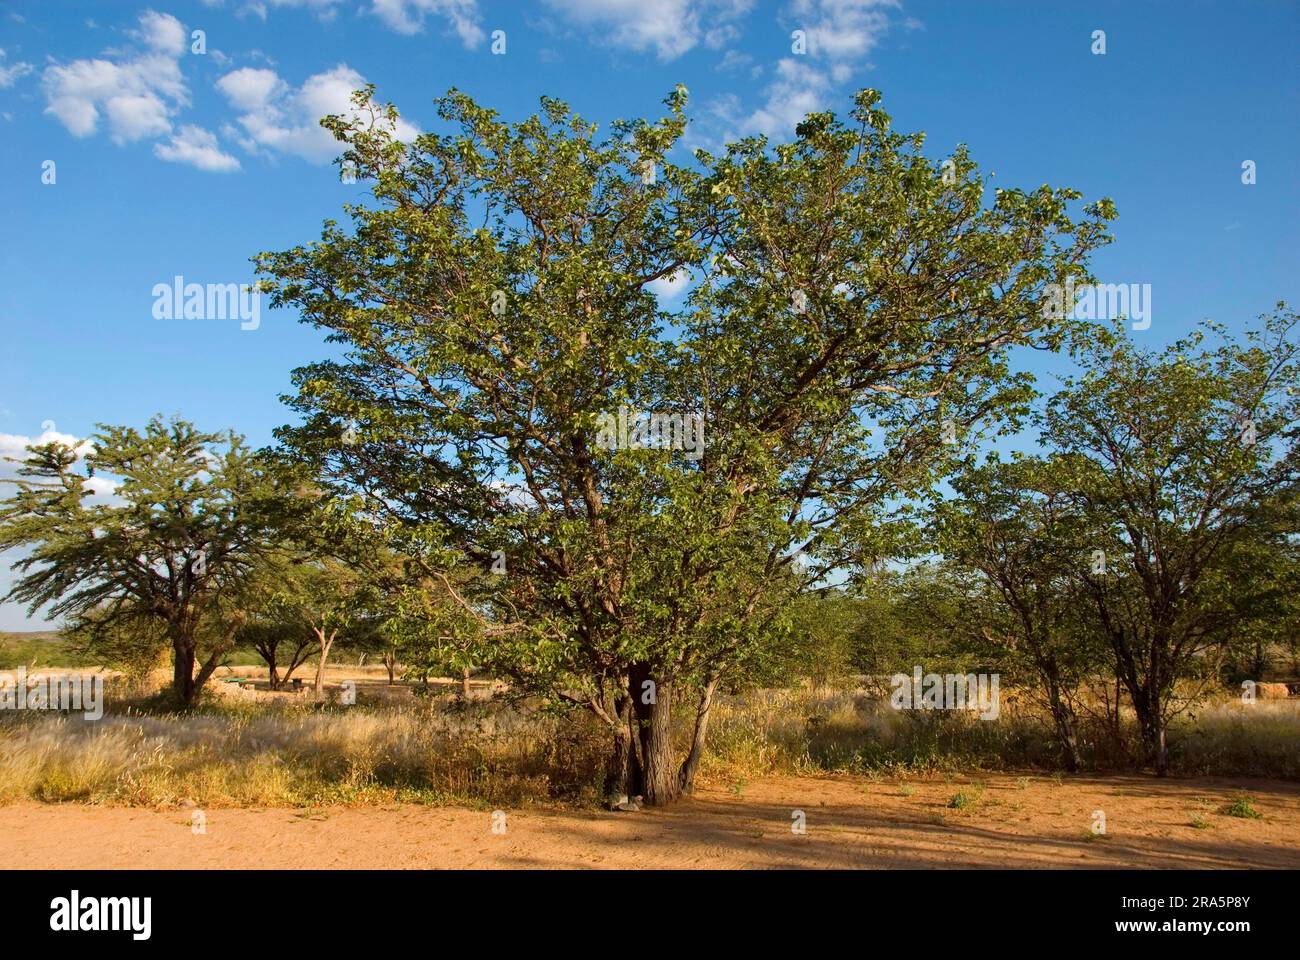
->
[170,627,228,707]
[613,666,721,806]
[1037,664,1081,773]
[313,627,337,700]
[1048,701,1081,773]
[1125,680,1169,776]
[1137,700,1169,776]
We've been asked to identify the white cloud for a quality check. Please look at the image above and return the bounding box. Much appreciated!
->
[218,63,418,163]
[216,66,282,111]
[370,0,485,46]
[744,58,831,138]
[648,268,690,301]
[742,0,899,137]
[0,431,101,488]
[791,0,895,61]
[42,11,188,144]
[133,8,189,57]
[0,49,34,89]
[236,0,484,47]
[154,124,241,172]
[542,0,753,60]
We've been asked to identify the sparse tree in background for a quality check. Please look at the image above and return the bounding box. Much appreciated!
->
[0,417,292,706]
[237,555,319,690]
[1044,311,1299,774]
[257,86,1114,804]
[261,558,382,699]
[935,455,1106,771]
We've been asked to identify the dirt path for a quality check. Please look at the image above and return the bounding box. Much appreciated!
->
[2,773,1297,869]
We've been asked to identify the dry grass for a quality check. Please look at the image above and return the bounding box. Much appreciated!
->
[0,696,607,808]
[699,686,1300,783]
[1,677,1296,809]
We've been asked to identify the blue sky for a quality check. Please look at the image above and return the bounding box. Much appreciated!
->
[0,0,1297,628]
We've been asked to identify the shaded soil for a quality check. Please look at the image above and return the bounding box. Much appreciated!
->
[2,772,1297,869]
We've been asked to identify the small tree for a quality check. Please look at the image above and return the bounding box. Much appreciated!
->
[260,559,380,699]
[935,455,1106,771]
[0,417,289,707]
[236,553,319,689]
[1044,310,1299,773]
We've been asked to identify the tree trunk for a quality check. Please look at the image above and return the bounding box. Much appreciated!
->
[314,629,335,700]
[1049,702,1081,773]
[267,661,281,690]
[603,696,643,800]
[1141,713,1169,776]
[172,638,197,706]
[677,676,719,794]
[1041,670,1080,773]
[461,667,472,698]
[385,652,397,685]
[632,666,679,806]
[1133,687,1168,776]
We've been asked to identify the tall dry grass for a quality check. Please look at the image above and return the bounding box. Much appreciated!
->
[0,697,607,808]
[1,680,1295,808]
[699,686,1300,782]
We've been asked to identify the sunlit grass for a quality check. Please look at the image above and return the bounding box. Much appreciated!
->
[1,679,1296,808]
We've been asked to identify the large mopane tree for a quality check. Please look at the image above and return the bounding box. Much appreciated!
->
[258,86,1114,804]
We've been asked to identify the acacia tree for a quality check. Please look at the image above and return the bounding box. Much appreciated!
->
[0,418,289,706]
[260,559,382,699]
[1045,310,1299,774]
[237,556,318,689]
[934,455,1107,771]
[257,86,1114,804]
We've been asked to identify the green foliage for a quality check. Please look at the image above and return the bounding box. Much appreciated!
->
[0,416,296,705]
[255,84,1115,798]
[1041,310,1300,768]
[0,631,80,670]
[1223,796,1262,819]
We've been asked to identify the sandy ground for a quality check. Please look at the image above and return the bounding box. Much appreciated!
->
[2,772,1297,869]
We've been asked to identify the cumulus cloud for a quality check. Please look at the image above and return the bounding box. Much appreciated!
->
[744,58,832,138]
[133,7,189,56]
[0,49,34,89]
[218,63,418,163]
[42,10,188,143]
[236,0,484,47]
[742,0,899,137]
[791,0,895,61]
[542,0,753,60]
[0,430,112,497]
[154,124,241,172]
